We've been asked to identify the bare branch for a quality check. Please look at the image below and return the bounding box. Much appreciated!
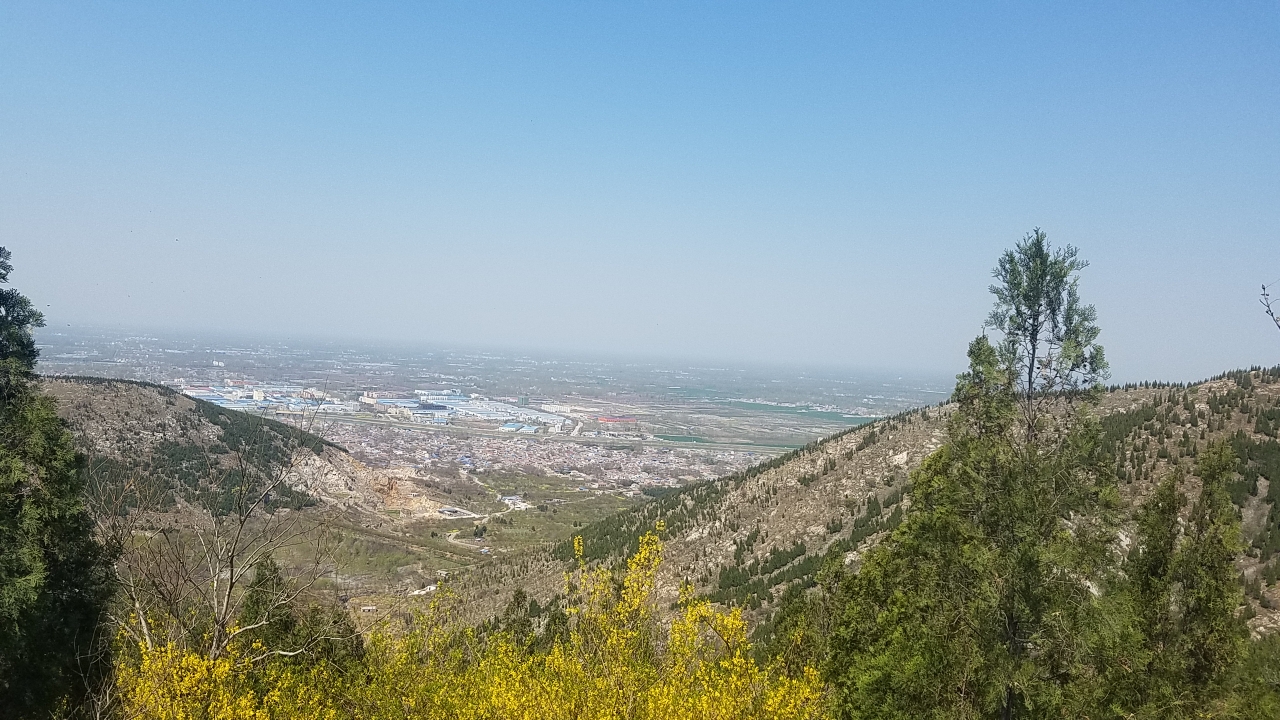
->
[1264,284,1280,334]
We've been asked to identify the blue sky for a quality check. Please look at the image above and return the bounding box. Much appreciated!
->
[4,2,1278,380]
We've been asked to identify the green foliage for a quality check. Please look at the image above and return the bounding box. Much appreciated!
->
[827,336,1118,719]
[1178,444,1249,688]
[0,248,114,717]
[757,571,843,674]
[1074,444,1251,718]
[239,558,292,643]
[55,376,329,519]
[817,239,1266,719]
[1229,431,1280,559]
[186,401,325,515]
[1219,633,1280,718]
[827,237,1120,718]
[0,248,44,405]
[986,228,1108,417]
[1254,405,1280,439]
[855,429,879,451]
[236,556,363,669]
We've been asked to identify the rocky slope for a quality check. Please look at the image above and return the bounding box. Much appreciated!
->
[464,367,1280,636]
[41,377,448,521]
[39,370,1280,637]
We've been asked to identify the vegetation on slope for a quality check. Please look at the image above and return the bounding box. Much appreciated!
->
[5,236,1280,718]
[0,248,114,717]
[112,530,826,720]
[47,375,335,515]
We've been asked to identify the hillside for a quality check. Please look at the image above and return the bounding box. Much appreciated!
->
[40,377,500,586]
[464,366,1280,639]
[40,376,650,595]
[42,376,456,518]
[38,371,1280,636]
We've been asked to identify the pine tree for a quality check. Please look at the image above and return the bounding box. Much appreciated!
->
[237,556,297,652]
[236,556,363,668]
[1177,442,1247,689]
[1078,444,1251,718]
[828,335,1116,719]
[1129,474,1183,659]
[986,228,1108,441]
[828,233,1114,719]
[0,247,114,716]
[1104,472,1190,716]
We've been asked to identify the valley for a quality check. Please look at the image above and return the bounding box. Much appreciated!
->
[46,364,1280,643]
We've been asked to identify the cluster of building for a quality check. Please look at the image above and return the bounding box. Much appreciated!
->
[357,390,571,432]
[171,382,577,435]
[322,421,764,492]
[176,380,350,414]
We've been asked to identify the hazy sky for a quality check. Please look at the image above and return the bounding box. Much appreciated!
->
[4,2,1278,381]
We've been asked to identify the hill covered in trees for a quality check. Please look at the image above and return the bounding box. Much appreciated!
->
[461,367,1280,654]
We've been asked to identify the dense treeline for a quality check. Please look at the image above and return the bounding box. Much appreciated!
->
[0,250,115,716]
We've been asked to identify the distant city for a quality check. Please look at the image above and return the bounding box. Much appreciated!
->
[35,327,952,493]
[182,382,598,437]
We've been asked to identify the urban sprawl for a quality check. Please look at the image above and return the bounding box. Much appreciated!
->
[172,379,763,492]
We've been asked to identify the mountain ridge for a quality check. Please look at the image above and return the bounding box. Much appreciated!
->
[462,365,1280,641]
[38,368,1280,641]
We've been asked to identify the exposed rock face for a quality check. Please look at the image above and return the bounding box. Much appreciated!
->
[42,377,447,521]
[283,450,444,518]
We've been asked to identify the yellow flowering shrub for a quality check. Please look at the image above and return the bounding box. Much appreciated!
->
[114,529,829,719]
[116,642,267,720]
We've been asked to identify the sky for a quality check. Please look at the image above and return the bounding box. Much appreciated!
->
[3,2,1278,382]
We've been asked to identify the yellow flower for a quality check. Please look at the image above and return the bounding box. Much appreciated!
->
[112,530,829,720]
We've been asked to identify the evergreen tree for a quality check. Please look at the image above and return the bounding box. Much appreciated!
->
[0,249,44,407]
[498,588,535,644]
[829,233,1114,719]
[0,247,114,716]
[237,556,297,652]
[828,335,1116,719]
[987,228,1107,440]
[1128,473,1186,696]
[236,556,363,667]
[1177,443,1247,689]
[1086,445,1250,718]
[1077,471,1190,718]
[1221,632,1280,719]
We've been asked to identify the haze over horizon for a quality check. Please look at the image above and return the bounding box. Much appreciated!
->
[5,2,1279,381]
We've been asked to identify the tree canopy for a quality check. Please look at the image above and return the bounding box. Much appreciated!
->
[0,247,114,717]
[826,231,1249,719]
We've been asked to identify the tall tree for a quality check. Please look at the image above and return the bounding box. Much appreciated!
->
[0,248,44,408]
[987,228,1107,442]
[829,233,1115,720]
[828,335,1116,719]
[1128,473,1186,683]
[1090,446,1250,718]
[1177,443,1247,689]
[1087,471,1191,717]
[0,247,114,717]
